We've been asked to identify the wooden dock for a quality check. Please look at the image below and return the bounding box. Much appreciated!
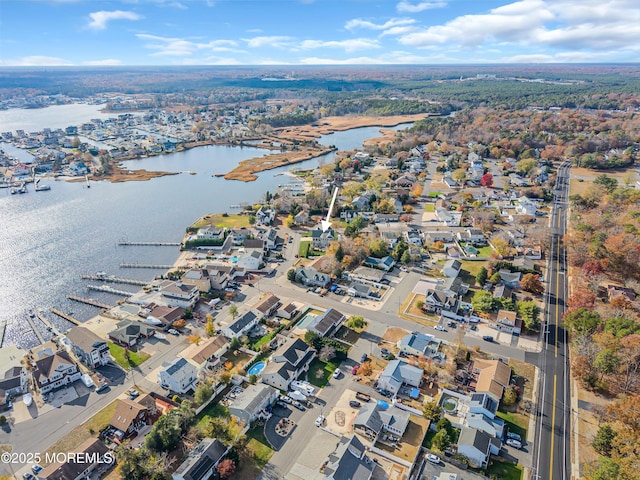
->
[87,285,132,296]
[80,274,148,286]
[117,241,180,246]
[119,263,174,269]
[35,309,63,336]
[66,295,113,309]
[25,312,45,344]
[50,308,80,325]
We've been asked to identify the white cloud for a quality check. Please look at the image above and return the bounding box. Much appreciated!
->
[136,34,240,56]
[396,1,446,13]
[380,25,418,37]
[243,36,293,48]
[87,10,142,30]
[82,59,123,66]
[345,17,415,31]
[1,56,71,66]
[299,38,380,52]
[300,56,391,65]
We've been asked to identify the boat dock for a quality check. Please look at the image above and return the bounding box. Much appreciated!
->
[25,312,45,344]
[87,285,132,296]
[80,274,148,286]
[50,308,80,325]
[66,295,113,309]
[120,263,174,269]
[117,241,180,246]
[35,309,62,336]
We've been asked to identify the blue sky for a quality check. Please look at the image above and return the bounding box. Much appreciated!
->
[1,0,638,66]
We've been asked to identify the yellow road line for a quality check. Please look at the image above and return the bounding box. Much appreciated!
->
[555,235,561,358]
[550,374,557,480]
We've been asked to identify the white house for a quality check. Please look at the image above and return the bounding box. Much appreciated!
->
[158,358,197,394]
[442,259,462,278]
[65,326,110,369]
[397,332,439,357]
[491,309,522,335]
[377,360,423,396]
[311,229,335,250]
[295,266,331,287]
[353,402,410,439]
[159,280,200,309]
[0,345,28,405]
[222,311,258,339]
[515,196,537,215]
[237,250,263,270]
[405,229,423,246]
[33,350,82,394]
[229,384,278,425]
[456,427,501,468]
[256,206,275,226]
[261,336,315,391]
[172,438,230,480]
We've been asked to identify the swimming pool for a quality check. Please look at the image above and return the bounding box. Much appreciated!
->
[296,313,318,330]
[247,361,266,376]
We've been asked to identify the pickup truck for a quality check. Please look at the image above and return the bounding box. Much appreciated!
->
[355,391,371,402]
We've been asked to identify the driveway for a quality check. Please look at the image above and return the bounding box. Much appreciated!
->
[96,364,126,385]
[265,405,294,451]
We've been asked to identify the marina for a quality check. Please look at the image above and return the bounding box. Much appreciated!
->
[25,310,45,344]
[50,308,80,325]
[66,295,113,310]
[117,241,181,246]
[35,308,63,336]
[87,284,133,296]
[119,263,176,269]
[80,274,149,286]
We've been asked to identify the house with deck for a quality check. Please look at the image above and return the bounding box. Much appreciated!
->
[261,336,315,391]
[65,326,110,368]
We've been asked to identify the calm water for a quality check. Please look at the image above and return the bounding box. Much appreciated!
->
[0,103,119,132]
[0,107,411,348]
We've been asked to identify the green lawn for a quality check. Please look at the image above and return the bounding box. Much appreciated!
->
[459,260,487,277]
[424,204,435,212]
[299,241,311,257]
[191,213,250,229]
[422,429,437,448]
[252,331,276,350]
[108,342,150,370]
[246,425,275,466]
[306,358,337,387]
[476,245,494,257]
[496,410,528,439]
[487,460,523,480]
[428,191,442,198]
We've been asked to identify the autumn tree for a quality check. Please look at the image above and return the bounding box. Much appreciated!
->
[410,182,423,197]
[480,173,493,187]
[520,273,544,294]
[422,401,442,422]
[357,362,372,376]
[217,459,237,479]
[205,314,216,336]
[187,334,201,345]
[229,305,238,319]
[319,345,336,362]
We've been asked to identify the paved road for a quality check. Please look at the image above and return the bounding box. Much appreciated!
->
[0,334,188,476]
[530,161,571,480]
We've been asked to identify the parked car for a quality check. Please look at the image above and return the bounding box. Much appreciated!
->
[292,401,306,411]
[128,388,140,397]
[315,415,325,427]
[168,328,180,336]
[349,400,361,408]
[482,335,494,342]
[470,324,478,331]
[507,432,522,442]
[434,325,446,332]
[23,473,36,480]
[360,353,368,363]
[31,465,43,474]
[380,348,390,357]
[332,369,341,379]
[426,454,441,464]
[351,365,359,375]
[279,395,292,404]
[506,438,522,449]
[95,384,110,393]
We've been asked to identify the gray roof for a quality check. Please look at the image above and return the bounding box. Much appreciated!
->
[173,438,228,480]
[311,308,346,336]
[255,294,281,314]
[230,384,277,416]
[228,311,257,334]
[398,332,434,354]
[458,427,491,454]
[66,326,106,353]
[324,436,374,480]
[165,357,191,376]
[470,393,498,414]
[380,359,423,387]
[354,403,410,437]
[444,259,462,271]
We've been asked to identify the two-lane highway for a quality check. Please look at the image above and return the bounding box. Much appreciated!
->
[530,161,572,480]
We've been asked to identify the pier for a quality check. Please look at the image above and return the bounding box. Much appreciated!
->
[117,241,180,246]
[87,285,132,296]
[25,312,45,344]
[66,295,113,309]
[120,263,174,269]
[35,309,63,336]
[50,308,80,325]
[80,274,148,286]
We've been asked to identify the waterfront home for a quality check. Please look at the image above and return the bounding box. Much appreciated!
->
[256,206,275,226]
[146,305,185,328]
[37,438,113,480]
[457,427,501,468]
[376,359,423,396]
[65,326,110,368]
[254,293,282,318]
[229,384,278,425]
[158,358,197,394]
[196,225,226,241]
[33,350,82,394]
[222,311,258,339]
[172,438,230,480]
[323,435,375,480]
[181,268,212,293]
[0,345,28,405]
[159,280,199,309]
[108,319,156,347]
[295,266,331,288]
[311,228,335,250]
[353,402,410,439]
[180,335,228,373]
[228,228,250,245]
[261,336,315,391]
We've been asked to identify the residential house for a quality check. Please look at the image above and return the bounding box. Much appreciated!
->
[377,360,423,396]
[229,384,278,425]
[515,196,537,215]
[254,294,281,318]
[443,176,458,188]
[0,345,28,405]
[492,284,513,302]
[323,435,375,480]
[205,265,236,290]
[159,280,199,309]
[498,269,522,288]
[474,359,511,400]
[181,335,228,373]
[295,210,309,225]
[222,311,258,339]
[397,332,439,357]
[255,206,275,226]
[277,302,299,320]
[352,266,386,284]
[347,282,373,299]
[196,226,226,242]
[172,438,229,480]
[435,208,462,227]
[295,266,331,288]
[512,257,536,271]
[237,250,263,270]
[379,230,400,248]
[363,256,395,272]
[405,229,423,246]
[182,269,213,293]
[110,396,156,438]
[353,402,410,439]
[424,231,455,245]
[374,213,399,223]
[607,285,637,303]
[351,192,373,211]
[261,336,315,391]
[264,228,278,250]
[394,175,416,188]
[311,228,335,250]
[456,427,501,468]
[424,289,459,314]
[33,350,81,394]
[309,308,346,338]
[158,357,197,394]
[491,309,522,335]
[108,319,156,347]
[146,305,185,328]
[467,393,505,438]
[457,228,487,244]
[442,259,462,278]
[65,326,110,369]
[228,228,250,246]
[38,438,113,480]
